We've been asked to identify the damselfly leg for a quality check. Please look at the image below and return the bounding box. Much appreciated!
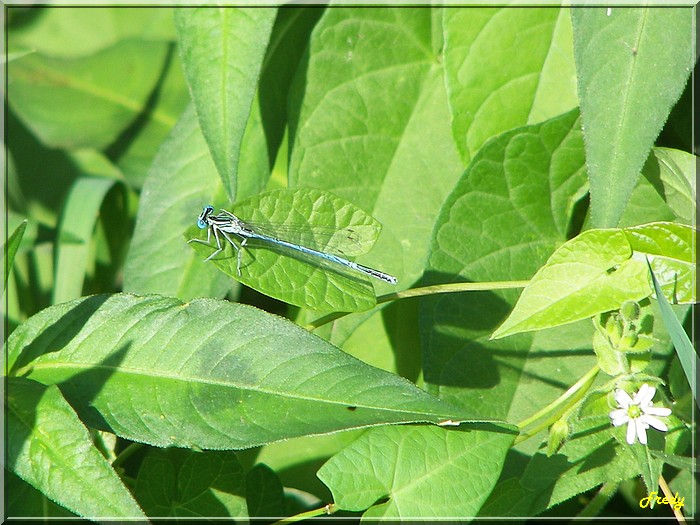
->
[189,224,245,272]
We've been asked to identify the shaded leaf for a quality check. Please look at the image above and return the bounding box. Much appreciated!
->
[7,40,168,149]
[135,448,247,518]
[4,220,27,293]
[7,377,145,518]
[289,8,460,285]
[246,463,286,519]
[421,108,590,423]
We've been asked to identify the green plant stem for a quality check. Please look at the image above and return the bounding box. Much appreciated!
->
[271,503,337,524]
[305,280,530,330]
[515,364,600,444]
[112,442,143,470]
[576,481,618,518]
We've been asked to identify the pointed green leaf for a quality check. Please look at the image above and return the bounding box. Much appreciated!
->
[53,177,119,304]
[492,229,651,339]
[4,220,27,293]
[7,40,169,149]
[124,104,231,301]
[572,7,694,227]
[186,187,394,312]
[135,449,247,518]
[624,222,696,304]
[648,260,698,410]
[235,8,324,200]
[318,425,515,518]
[175,7,277,200]
[8,294,497,450]
[7,377,145,518]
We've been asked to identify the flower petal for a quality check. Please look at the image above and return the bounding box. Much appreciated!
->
[626,420,637,444]
[635,418,648,445]
[635,383,655,406]
[644,405,672,417]
[610,409,629,426]
[614,389,633,408]
[642,415,668,432]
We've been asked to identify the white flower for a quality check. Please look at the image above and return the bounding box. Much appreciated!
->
[609,383,672,445]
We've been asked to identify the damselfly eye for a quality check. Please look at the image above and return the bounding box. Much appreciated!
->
[197,205,214,229]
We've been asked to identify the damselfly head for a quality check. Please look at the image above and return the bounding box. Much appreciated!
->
[197,205,215,229]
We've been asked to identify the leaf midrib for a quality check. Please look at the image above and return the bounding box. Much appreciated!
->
[27,361,458,419]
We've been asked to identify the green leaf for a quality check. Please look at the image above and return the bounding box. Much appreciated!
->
[572,8,694,227]
[8,294,498,450]
[421,108,590,421]
[504,418,642,516]
[235,8,324,200]
[624,222,696,304]
[110,45,190,188]
[246,463,286,519]
[624,427,664,496]
[492,229,651,339]
[175,7,277,200]
[123,104,232,301]
[251,431,361,505]
[186,187,394,312]
[289,8,462,285]
[7,39,169,149]
[647,148,696,224]
[619,147,697,227]
[317,425,515,518]
[648,260,698,410]
[8,7,177,58]
[443,7,577,164]
[135,448,247,518]
[52,177,120,304]
[4,220,27,293]
[650,451,697,472]
[5,471,75,518]
[7,377,145,518]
